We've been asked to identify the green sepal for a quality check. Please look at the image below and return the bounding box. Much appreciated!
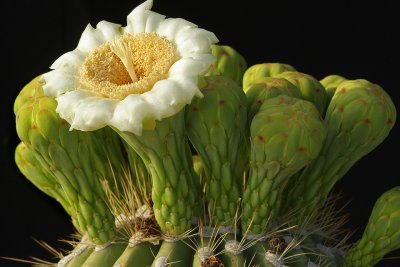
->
[245,77,302,128]
[243,63,297,91]
[206,45,247,86]
[320,74,348,106]
[275,71,327,115]
[14,75,44,115]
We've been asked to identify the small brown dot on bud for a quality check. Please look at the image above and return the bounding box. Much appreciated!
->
[192,107,199,112]
[297,147,307,152]
[257,135,264,142]
[219,100,226,105]
[340,88,347,93]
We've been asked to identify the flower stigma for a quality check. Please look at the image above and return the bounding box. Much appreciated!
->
[79,32,179,100]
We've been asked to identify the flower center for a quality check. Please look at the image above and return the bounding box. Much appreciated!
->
[79,33,179,99]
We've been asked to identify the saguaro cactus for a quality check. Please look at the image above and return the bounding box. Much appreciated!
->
[10,1,399,266]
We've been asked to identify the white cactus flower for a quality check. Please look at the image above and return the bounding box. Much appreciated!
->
[42,0,218,135]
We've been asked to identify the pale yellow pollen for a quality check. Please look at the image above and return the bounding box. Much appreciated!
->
[79,33,179,100]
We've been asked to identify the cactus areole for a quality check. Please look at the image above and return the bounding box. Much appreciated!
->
[13,1,398,267]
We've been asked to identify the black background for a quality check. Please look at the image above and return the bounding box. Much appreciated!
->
[1,0,399,266]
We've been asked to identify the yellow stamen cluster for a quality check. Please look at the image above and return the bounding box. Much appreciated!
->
[79,33,179,99]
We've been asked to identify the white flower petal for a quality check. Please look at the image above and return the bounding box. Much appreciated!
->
[156,18,196,41]
[50,49,86,70]
[111,96,155,135]
[126,0,153,34]
[42,68,78,96]
[177,36,213,56]
[176,28,218,46]
[141,91,175,120]
[151,76,200,107]
[169,76,203,102]
[144,11,165,33]
[57,91,117,131]
[43,0,218,135]
[77,24,107,53]
[174,28,218,57]
[169,55,215,76]
[96,21,122,40]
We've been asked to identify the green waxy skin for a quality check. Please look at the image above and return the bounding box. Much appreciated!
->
[65,247,94,267]
[116,109,198,236]
[242,95,326,235]
[243,63,297,92]
[275,71,327,115]
[245,77,302,125]
[320,74,348,104]
[14,80,129,244]
[59,237,94,267]
[244,241,275,267]
[123,139,151,203]
[344,187,400,267]
[192,236,213,267]
[151,240,194,267]
[192,155,205,179]
[185,76,247,226]
[220,234,245,267]
[114,241,160,267]
[284,79,397,221]
[206,44,247,86]
[81,242,127,267]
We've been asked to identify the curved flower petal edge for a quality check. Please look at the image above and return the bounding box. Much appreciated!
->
[42,0,218,135]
